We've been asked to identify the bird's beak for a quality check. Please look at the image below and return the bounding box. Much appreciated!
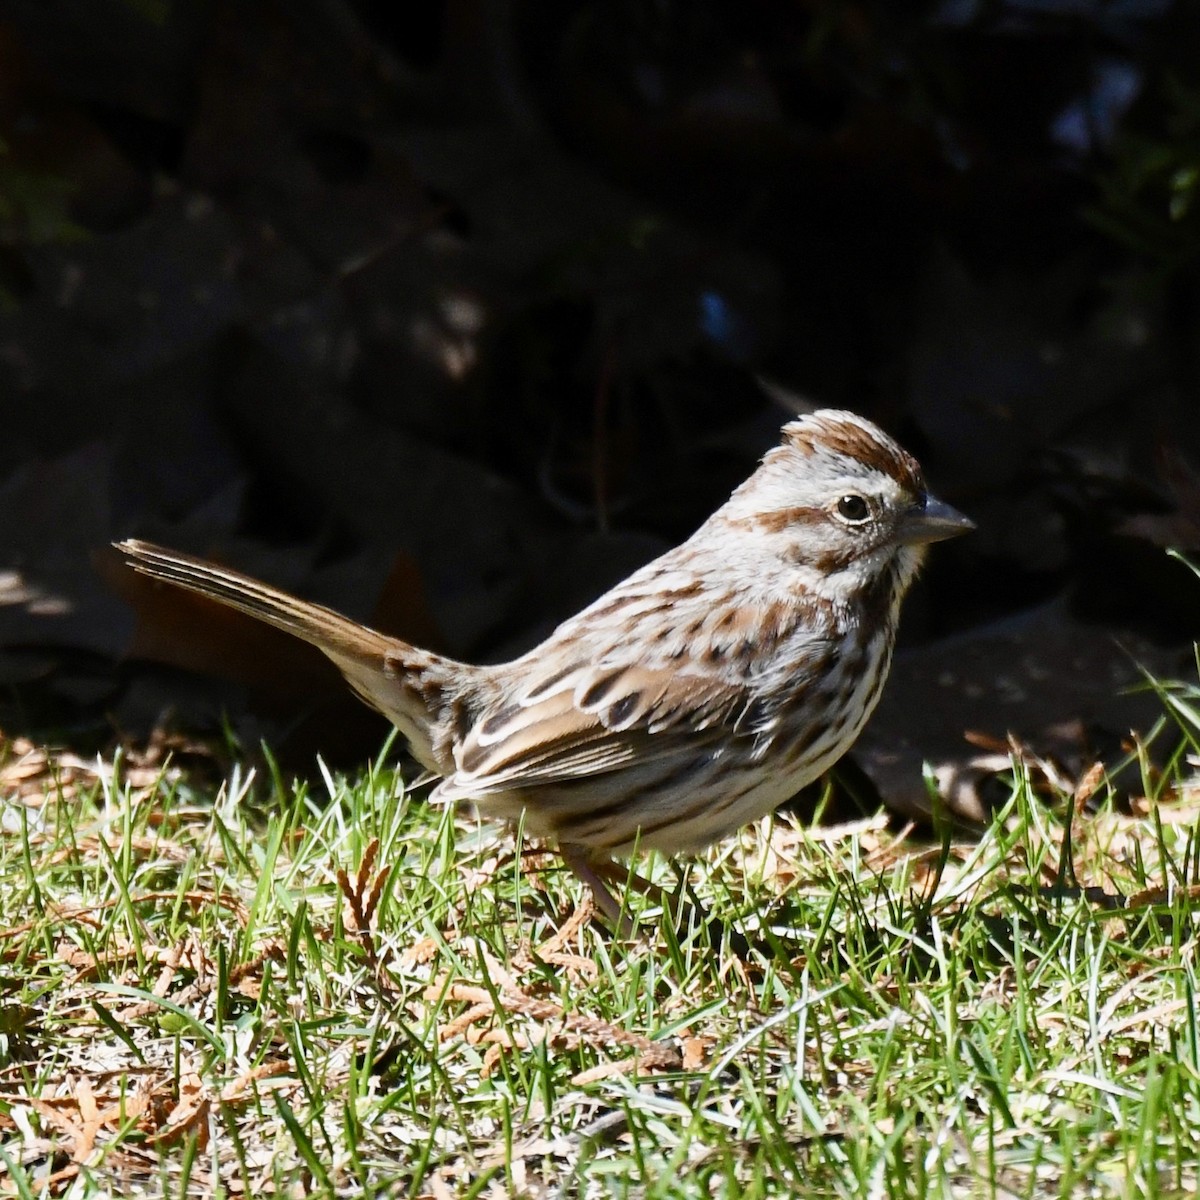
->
[898,493,975,545]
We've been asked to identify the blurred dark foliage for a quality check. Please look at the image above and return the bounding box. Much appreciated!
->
[1,0,1199,814]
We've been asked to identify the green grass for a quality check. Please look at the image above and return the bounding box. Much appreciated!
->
[1,708,1200,1198]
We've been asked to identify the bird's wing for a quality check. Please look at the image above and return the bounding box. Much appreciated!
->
[436,658,764,800]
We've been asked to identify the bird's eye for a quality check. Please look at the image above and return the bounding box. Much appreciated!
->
[835,494,872,524]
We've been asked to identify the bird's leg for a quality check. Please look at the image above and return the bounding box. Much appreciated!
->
[558,846,753,956]
[558,844,653,937]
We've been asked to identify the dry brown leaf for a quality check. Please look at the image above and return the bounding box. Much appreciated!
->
[220,1061,292,1104]
[401,936,440,967]
[1073,761,1107,807]
[148,1071,210,1149]
[30,1075,126,1168]
[680,1036,711,1071]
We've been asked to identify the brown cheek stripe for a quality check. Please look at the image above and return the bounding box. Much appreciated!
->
[752,506,827,533]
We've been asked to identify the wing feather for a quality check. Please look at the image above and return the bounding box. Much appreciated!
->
[438,659,752,800]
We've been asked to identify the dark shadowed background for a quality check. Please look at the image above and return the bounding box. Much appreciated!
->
[2,0,1199,819]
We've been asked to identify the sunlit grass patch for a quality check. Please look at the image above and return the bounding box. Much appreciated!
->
[0,715,1199,1198]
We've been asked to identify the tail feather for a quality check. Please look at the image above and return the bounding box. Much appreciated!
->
[114,539,456,772]
[116,539,397,661]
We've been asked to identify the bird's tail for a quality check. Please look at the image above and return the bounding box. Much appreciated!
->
[114,539,459,772]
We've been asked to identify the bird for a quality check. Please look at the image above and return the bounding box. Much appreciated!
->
[115,409,972,924]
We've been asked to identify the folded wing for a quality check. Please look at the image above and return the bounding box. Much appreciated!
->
[437,658,761,801]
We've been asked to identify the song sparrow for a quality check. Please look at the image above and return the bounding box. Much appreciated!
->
[116,409,972,922]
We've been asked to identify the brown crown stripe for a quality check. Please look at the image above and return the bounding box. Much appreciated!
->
[785,417,924,494]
